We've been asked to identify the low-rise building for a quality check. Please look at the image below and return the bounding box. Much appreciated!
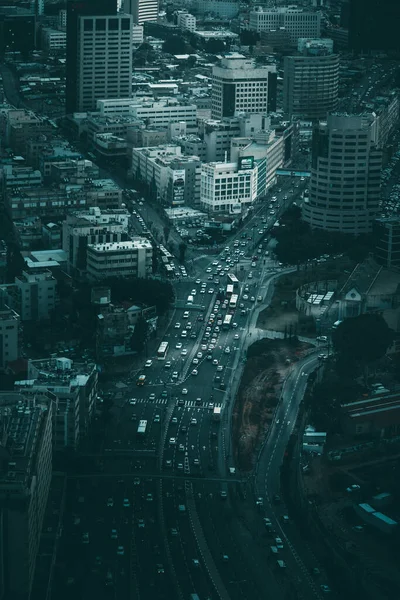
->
[129,98,197,131]
[5,109,55,154]
[177,12,196,32]
[93,133,129,162]
[200,160,258,215]
[13,270,57,321]
[341,392,400,438]
[0,300,20,369]
[1,163,42,188]
[0,392,52,600]
[131,145,201,206]
[87,238,153,280]
[41,27,67,51]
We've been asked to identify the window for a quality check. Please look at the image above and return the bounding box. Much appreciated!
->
[96,19,106,31]
[84,19,93,31]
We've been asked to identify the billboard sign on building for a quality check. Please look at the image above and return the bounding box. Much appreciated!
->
[230,203,242,214]
[238,156,254,171]
[172,169,185,205]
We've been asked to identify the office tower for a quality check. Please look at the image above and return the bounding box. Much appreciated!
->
[249,7,321,45]
[0,7,36,56]
[124,0,158,25]
[192,0,239,19]
[302,114,382,234]
[374,217,400,270]
[211,54,277,119]
[66,0,118,114]
[349,0,400,53]
[0,392,52,600]
[283,39,339,120]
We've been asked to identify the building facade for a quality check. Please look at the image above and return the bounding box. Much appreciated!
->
[0,302,20,369]
[14,270,57,321]
[283,41,339,120]
[87,239,153,280]
[192,0,239,19]
[129,99,197,130]
[302,114,382,234]
[249,7,321,44]
[200,160,258,214]
[125,0,159,25]
[177,12,196,32]
[211,54,277,119]
[0,393,52,600]
[374,217,400,270]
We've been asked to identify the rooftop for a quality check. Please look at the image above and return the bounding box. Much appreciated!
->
[88,239,152,253]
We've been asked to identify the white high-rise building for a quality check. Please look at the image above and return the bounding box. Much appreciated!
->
[75,13,133,112]
[249,7,321,45]
[125,0,159,25]
[211,54,277,120]
[177,12,196,32]
[302,114,382,234]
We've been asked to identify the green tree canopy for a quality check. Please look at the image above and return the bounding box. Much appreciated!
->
[332,313,395,365]
[130,316,148,352]
[162,35,187,55]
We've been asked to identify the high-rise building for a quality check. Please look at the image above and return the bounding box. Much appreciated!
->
[0,7,36,57]
[283,39,339,120]
[302,114,382,234]
[249,7,321,45]
[349,0,400,53]
[66,0,130,114]
[211,54,277,119]
[0,392,52,600]
[374,217,400,270]
[124,0,158,25]
[0,301,20,369]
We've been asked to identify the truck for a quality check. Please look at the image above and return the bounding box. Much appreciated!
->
[354,503,398,535]
[213,406,221,422]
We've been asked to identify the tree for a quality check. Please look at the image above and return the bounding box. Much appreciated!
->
[240,30,260,46]
[163,226,171,243]
[131,316,148,352]
[205,39,226,54]
[332,314,395,382]
[178,242,187,264]
[162,35,187,55]
[186,55,197,69]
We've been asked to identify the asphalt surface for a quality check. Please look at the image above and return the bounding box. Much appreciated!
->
[54,177,334,600]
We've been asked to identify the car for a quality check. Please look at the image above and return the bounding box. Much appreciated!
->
[256,497,263,506]
[195,397,202,405]
[177,463,183,470]
[82,532,89,544]
[186,322,192,330]
[224,347,231,354]
[208,288,214,294]
[123,498,130,508]
[172,371,178,379]
[251,262,256,268]
[320,585,331,594]
[192,559,200,567]
[346,484,361,493]
[191,418,197,425]
[195,279,201,284]
[257,296,263,302]
[146,493,153,502]
[171,528,178,536]
[197,352,203,359]
[193,358,199,365]
[107,497,114,507]
[201,344,207,351]
[180,425,187,433]
[161,390,168,398]
[149,393,156,401]
[154,413,161,423]
[234,333,239,340]
[232,322,238,328]
[129,398,137,405]
[311,567,321,576]
[212,359,218,365]
[181,349,187,356]
[316,335,328,342]
[157,563,165,574]
[138,518,145,528]
[352,525,364,532]
[193,458,200,466]
[217,365,223,372]
[117,546,124,556]
[178,443,185,452]
[250,296,255,302]
[171,416,178,424]
[164,361,172,369]
[130,414,137,421]
[169,437,177,445]
[133,477,140,485]
[182,388,188,395]
[174,323,181,329]
[145,359,152,368]
[243,294,249,300]
[111,529,118,539]
[181,330,187,338]
[281,515,290,524]
[275,537,284,549]
[165,459,172,468]
[192,369,198,376]
[248,273,253,279]
[206,267,212,273]
[176,342,182,349]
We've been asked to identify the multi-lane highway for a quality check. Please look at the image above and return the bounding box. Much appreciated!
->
[57,177,331,600]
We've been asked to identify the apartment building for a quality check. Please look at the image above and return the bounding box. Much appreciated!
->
[125,0,159,25]
[0,301,20,369]
[132,145,201,206]
[177,12,196,32]
[87,239,153,280]
[200,160,258,215]
[129,99,197,130]
[211,54,277,119]
[41,28,67,51]
[13,270,57,321]
[249,7,321,45]
[0,393,52,600]
[302,114,382,234]
[283,39,339,120]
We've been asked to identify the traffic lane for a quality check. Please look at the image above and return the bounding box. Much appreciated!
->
[162,478,214,600]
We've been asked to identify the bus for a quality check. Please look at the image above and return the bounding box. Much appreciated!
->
[227,273,239,289]
[157,341,169,360]
[187,295,194,305]
[226,284,234,298]
[223,314,232,330]
[137,420,147,435]
[229,294,238,309]
[165,264,174,277]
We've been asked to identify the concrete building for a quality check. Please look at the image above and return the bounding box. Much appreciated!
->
[302,114,382,234]
[192,0,239,19]
[0,302,20,370]
[129,99,197,130]
[62,207,130,275]
[14,270,57,322]
[15,356,98,449]
[5,110,55,155]
[249,7,321,45]
[200,160,258,215]
[125,0,159,25]
[59,8,67,29]
[87,239,153,280]
[131,145,202,206]
[283,40,339,120]
[1,164,42,188]
[211,54,277,119]
[93,133,129,162]
[177,12,196,32]
[132,23,144,44]
[0,7,36,56]
[0,392,52,600]
[41,28,67,51]
[374,217,400,270]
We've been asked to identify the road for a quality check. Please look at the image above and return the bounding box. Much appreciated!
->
[55,176,329,600]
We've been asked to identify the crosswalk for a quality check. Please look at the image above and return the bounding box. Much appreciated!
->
[132,398,223,409]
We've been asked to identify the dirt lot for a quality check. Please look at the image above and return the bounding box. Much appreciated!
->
[257,258,355,335]
[232,337,312,472]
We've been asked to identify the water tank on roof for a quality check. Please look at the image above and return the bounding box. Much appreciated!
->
[56,357,72,371]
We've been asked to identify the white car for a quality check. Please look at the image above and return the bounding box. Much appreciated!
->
[174,323,181,329]
[172,371,178,379]
[169,437,177,445]
[191,418,197,425]
[196,352,203,359]
[176,342,182,349]
[217,365,223,371]
[234,333,239,340]
[181,388,188,395]
[225,347,231,354]
[191,369,198,376]
[212,359,218,365]
[181,349,187,356]
[145,360,152,368]
[192,358,199,365]
[195,279,201,284]
[191,289,197,296]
